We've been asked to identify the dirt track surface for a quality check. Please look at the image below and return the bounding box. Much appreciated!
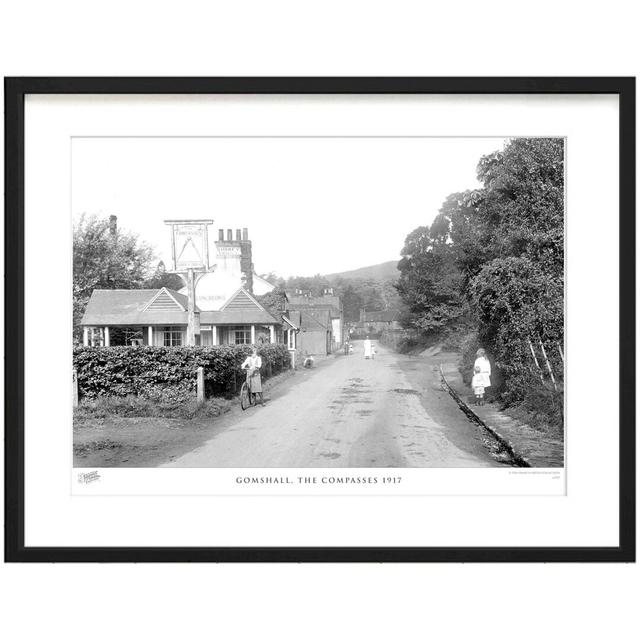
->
[165,341,499,468]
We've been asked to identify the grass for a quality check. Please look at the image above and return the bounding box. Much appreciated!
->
[74,394,233,420]
[504,396,564,436]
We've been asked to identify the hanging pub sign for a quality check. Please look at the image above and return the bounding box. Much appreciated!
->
[165,219,213,272]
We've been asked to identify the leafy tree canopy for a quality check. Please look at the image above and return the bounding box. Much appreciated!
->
[73,214,156,340]
[396,138,564,410]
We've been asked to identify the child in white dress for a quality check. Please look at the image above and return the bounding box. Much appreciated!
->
[471,365,485,406]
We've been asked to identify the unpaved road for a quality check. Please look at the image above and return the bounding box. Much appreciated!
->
[165,341,500,468]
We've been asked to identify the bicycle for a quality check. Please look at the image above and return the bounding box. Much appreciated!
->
[240,374,263,410]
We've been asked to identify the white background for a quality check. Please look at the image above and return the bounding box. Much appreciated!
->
[1,1,638,639]
[28,94,603,544]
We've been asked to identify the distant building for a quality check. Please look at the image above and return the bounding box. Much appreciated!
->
[354,309,402,337]
[286,308,333,356]
[286,287,343,351]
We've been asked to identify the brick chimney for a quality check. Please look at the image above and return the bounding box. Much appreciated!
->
[239,229,253,293]
[213,226,254,293]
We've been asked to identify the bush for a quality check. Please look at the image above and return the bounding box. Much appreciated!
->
[458,333,482,386]
[73,343,291,402]
[520,382,564,433]
[467,257,563,413]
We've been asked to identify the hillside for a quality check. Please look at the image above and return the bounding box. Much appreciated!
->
[325,260,400,282]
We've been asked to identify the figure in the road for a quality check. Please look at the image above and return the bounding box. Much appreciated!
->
[473,348,491,395]
[472,365,486,405]
[363,336,373,359]
[241,347,263,398]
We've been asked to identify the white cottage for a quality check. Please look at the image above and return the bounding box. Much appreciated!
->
[79,227,299,349]
[80,286,292,347]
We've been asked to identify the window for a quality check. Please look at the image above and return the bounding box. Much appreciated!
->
[199,326,213,346]
[287,329,296,350]
[229,325,251,345]
[163,326,183,346]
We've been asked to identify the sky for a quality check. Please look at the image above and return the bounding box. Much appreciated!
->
[72,136,506,278]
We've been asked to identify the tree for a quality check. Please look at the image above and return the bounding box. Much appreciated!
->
[286,274,332,296]
[469,256,563,404]
[145,260,184,291]
[396,225,464,336]
[465,138,565,403]
[73,214,156,341]
[475,139,564,268]
[255,286,288,321]
[395,138,564,417]
[340,283,364,323]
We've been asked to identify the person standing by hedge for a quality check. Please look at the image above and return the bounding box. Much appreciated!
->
[241,347,263,398]
[473,348,491,399]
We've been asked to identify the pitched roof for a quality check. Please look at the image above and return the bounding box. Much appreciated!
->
[286,309,302,328]
[300,308,331,331]
[81,289,181,325]
[281,314,299,330]
[221,287,264,311]
[288,302,341,319]
[287,294,342,313]
[218,287,281,323]
[81,287,281,327]
[143,287,188,312]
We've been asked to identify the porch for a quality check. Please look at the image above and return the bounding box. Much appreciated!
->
[81,323,281,347]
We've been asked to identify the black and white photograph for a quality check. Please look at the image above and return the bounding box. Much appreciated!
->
[72,135,565,470]
[6,77,632,565]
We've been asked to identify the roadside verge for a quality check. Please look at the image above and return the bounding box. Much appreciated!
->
[435,355,564,468]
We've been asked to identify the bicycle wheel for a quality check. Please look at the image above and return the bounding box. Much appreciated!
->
[249,388,256,406]
[240,382,250,411]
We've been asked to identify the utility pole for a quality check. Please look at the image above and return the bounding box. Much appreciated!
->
[186,267,196,346]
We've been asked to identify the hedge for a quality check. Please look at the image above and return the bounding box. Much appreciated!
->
[73,343,291,401]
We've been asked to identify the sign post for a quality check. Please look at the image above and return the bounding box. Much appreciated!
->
[164,219,215,346]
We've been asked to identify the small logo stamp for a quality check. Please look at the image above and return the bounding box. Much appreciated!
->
[77,470,101,484]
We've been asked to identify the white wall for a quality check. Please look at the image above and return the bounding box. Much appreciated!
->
[331,317,341,344]
[253,275,276,296]
[183,249,274,310]
[182,245,245,310]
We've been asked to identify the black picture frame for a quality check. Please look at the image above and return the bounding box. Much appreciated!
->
[4,77,635,563]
